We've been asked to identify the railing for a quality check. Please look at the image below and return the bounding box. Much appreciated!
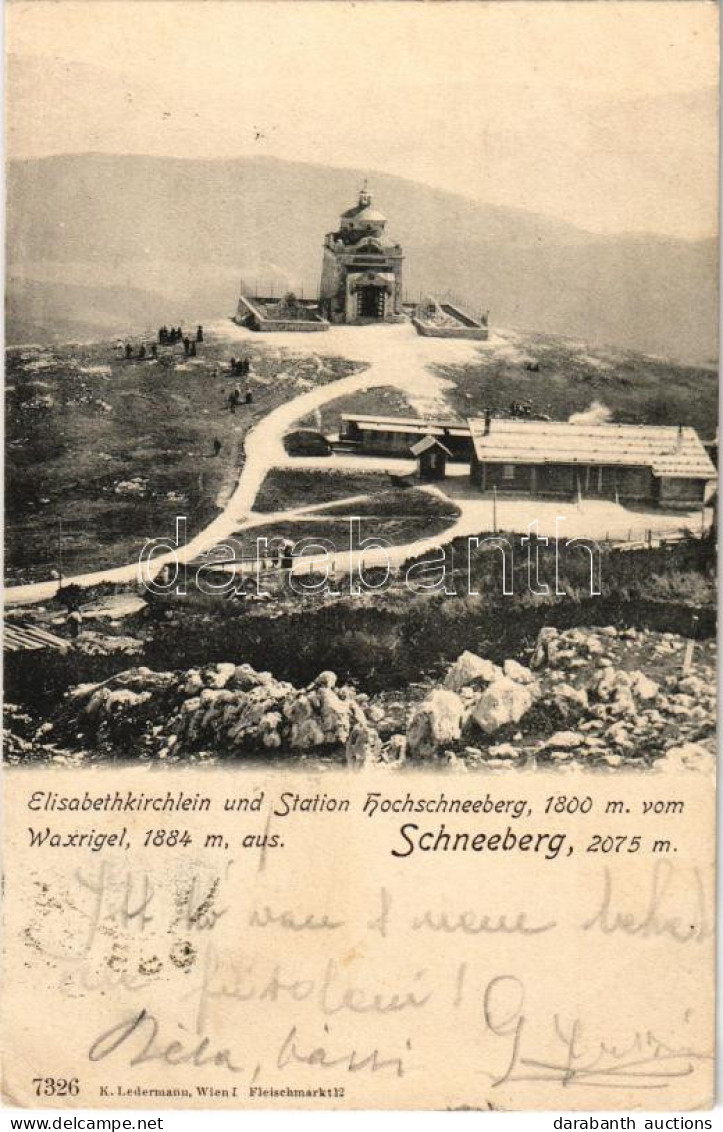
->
[603,526,704,550]
[238,277,318,303]
[404,288,489,328]
[439,289,489,327]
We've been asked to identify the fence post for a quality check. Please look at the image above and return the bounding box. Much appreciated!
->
[682,615,699,672]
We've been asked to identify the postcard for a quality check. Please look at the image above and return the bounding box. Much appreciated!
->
[3,0,718,1113]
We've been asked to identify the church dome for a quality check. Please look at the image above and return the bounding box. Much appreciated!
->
[340,185,386,227]
[355,206,386,225]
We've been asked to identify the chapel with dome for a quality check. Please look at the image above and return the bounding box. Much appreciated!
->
[318,184,404,324]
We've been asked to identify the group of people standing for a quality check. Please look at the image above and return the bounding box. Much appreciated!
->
[227,385,253,412]
[158,324,205,358]
[158,325,185,345]
[229,356,251,377]
[158,324,203,346]
[123,342,158,360]
[118,324,205,362]
[226,357,253,412]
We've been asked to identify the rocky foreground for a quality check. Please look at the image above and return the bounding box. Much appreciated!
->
[6,625,715,772]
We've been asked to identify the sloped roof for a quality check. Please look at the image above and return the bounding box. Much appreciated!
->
[341,204,386,224]
[410,435,453,458]
[468,419,716,480]
[341,413,469,438]
[4,621,70,652]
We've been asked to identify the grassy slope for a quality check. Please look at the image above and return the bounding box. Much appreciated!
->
[293,328,718,445]
[434,329,718,439]
[241,488,460,550]
[6,322,717,584]
[296,386,416,434]
[253,468,393,512]
[5,337,360,583]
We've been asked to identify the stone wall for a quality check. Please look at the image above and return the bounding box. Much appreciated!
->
[412,302,489,340]
[234,294,329,333]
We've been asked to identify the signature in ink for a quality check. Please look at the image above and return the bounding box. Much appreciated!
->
[481,975,713,1090]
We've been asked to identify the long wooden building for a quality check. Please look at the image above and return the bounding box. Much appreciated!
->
[468,418,716,507]
[339,413,472,460]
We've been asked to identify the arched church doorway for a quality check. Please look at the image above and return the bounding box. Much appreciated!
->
[357,286,386,319]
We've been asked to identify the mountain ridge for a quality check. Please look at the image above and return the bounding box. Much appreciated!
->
[7,153,717,361]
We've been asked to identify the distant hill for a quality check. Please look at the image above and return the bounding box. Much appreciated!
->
[6,153,717,361]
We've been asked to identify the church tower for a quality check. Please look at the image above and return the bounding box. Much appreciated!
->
[319,184,404,324]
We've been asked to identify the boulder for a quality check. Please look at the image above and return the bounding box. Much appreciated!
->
[209,662,237,689]
[503,659,536,685]
[346,723,383,767]
[546,641,574,667]
[383,734,407,765]
[608,688,637,717]
[471,678,535,735]
[677,675,706,696]
[259,712,283,749]
[444,651,503,693]
[183,671,204,696]
[604,754,624,767]
[314,670,338,689]
[231,664,264,691]
[407,689,465,758]
[105,688,153,712]
[531,627,558,669]
[562,629,603,655]
[546,730,583,750]
[631,672,659,701]
[317,686,361,744]
[488,742,522,760]
[555,682,589,706]
[607,721,632,745]
[290,717,326,750]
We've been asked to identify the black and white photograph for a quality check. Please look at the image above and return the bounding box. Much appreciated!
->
[2,0,719,1117]
[4,2,717,777]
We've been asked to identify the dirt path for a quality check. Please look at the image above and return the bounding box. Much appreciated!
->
[8,319,702,606]
[5,320,485,605]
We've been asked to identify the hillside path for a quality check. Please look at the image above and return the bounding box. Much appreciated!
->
[5,320,487,605]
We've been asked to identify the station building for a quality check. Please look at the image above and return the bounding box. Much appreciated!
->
[338,413,472,460]
[468,418,716,507]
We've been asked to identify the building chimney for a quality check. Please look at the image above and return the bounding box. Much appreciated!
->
[677,423,684,449]
[484,408,492,436]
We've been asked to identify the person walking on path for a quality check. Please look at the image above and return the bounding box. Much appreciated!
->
[66,609,83,639]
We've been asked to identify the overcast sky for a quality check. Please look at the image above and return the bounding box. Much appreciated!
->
[6,1,718,239]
